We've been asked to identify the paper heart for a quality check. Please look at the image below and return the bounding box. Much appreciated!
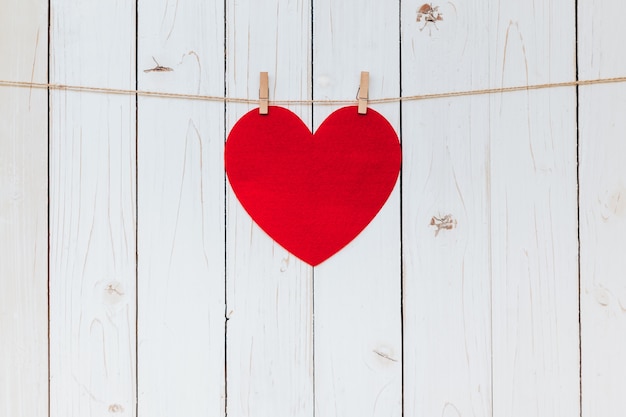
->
[225,106,401,266]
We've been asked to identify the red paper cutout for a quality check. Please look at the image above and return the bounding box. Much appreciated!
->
[225,106,401,266]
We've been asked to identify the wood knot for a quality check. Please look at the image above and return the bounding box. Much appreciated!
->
[417,3,443,32]
[430,214,457,236]
[103,281,125,305]
[373,349,398,362]
[593,287,611,307]
[108,404,124,413]
[144,57,173,73]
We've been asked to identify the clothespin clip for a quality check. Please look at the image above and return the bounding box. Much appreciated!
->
[357,71,369,114]
[259,72,269,115]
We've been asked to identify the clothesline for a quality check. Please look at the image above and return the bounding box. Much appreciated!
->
[1,76,624,104]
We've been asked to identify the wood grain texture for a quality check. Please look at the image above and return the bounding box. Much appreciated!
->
[49,1,137,415]
[579,2,626,412]
[402,6,493,417]
[312,1,402,416]
[136,1,225,416]
[488,1,579,415]
[0,1,48,416]
[225,1,314,416]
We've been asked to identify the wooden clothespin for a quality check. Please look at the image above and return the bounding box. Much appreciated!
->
[259,72,269,115]
[357,71,369,114]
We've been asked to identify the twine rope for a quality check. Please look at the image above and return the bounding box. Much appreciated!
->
[1,76,624,105]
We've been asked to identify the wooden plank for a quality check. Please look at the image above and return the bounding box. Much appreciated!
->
[401,94,492,417]
[579,83,626,417]
[49,1,137,415]
[401,6,492,417]
[490,87,579,416]
[488,1,579,415]
[0,1,48,416]
[312,1,402,416]
[225,1,314,417]
[136,1,225,415]
[578,2,626,410]
[578,2,626,415]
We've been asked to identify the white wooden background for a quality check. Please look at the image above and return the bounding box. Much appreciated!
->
[1,0,625,416]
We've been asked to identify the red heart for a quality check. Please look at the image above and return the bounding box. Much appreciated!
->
[225,106,401,266]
